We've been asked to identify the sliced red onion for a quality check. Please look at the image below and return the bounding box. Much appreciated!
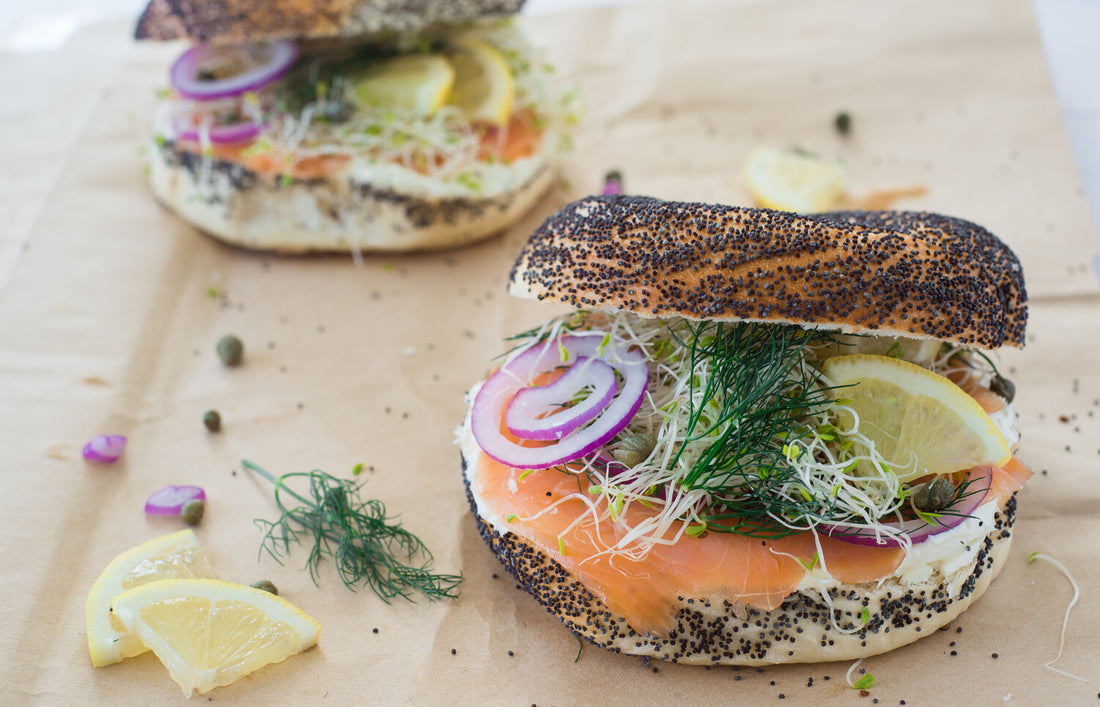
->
[823,466,993,547]
[174,120,263,145]
[472,334,648,469]
[170,40,298,100]
[82,434,127,463]
[145,485,206,515]
[504,356,617,440]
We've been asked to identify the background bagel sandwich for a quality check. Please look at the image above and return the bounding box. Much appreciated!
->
[135,0,575,253]
[460,195,1032,665]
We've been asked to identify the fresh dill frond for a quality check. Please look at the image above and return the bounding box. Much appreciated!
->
[668,321,839,533]
[243,459,462,602]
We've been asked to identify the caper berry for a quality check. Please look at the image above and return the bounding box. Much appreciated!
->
[202,409,221,432]
[912,477,955,512]
[216,335,244,366]
[180,499,205,526]
[990,375,1016,403]
[250,579,279,596]
[834,111,852,135]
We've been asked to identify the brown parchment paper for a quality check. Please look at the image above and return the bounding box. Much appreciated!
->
[2,0,1099,704]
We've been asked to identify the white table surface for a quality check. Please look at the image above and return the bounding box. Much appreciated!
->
[1,0,1097,260]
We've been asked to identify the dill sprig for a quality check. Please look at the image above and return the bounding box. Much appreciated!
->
[243,459,461,602]
[667,321,840,534]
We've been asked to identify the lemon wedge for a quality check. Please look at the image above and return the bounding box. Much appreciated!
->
[822,354,1011,482]
[110,578,321,697]
[744,146,847,213]
[447,37,515,126]
[355,53,455,116]
[86,529,217,667]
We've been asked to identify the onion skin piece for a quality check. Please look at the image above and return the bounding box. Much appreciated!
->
[145,485,207,516]
[82,435,127,463]
[822,466,993,547]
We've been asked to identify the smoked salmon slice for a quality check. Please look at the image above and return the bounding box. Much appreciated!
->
[473,452,905,636]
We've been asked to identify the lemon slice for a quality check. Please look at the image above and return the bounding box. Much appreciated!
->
[110,578,321,697]
[86,529,217,667]
[744,146,847,212]
[822,354,1011,482]
[355,53,455,116]
[447,38,515,126]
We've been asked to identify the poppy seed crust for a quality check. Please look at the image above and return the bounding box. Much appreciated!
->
[508,196,1027,349]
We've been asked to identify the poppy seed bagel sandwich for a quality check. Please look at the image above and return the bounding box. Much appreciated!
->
[135,0,573,253]
[460,195,1031,665]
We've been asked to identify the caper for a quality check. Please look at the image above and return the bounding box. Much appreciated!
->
[990,375,1016,403]
[834,111,852,135]
[202,409,221,432]
[250,579,279,596]
[180,499,205,526]
[912,477,955,512]
[612,432,656,468]
[216,335,244,366]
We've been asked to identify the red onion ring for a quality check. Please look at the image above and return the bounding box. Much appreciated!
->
[822,466,993,546]
[472,334,648,469]
[82,434,127,463]
[145,485,206,515]
[504,356,617,440]
[170,40,298,100]
[174,120,263,145]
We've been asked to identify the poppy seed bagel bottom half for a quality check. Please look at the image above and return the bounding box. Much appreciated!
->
[145,134,555,253]
[460,440,1018,666]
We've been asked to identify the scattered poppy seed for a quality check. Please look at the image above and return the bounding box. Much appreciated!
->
[372,628,379,634]
[992,653,999,659]
[451,649,456,655]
